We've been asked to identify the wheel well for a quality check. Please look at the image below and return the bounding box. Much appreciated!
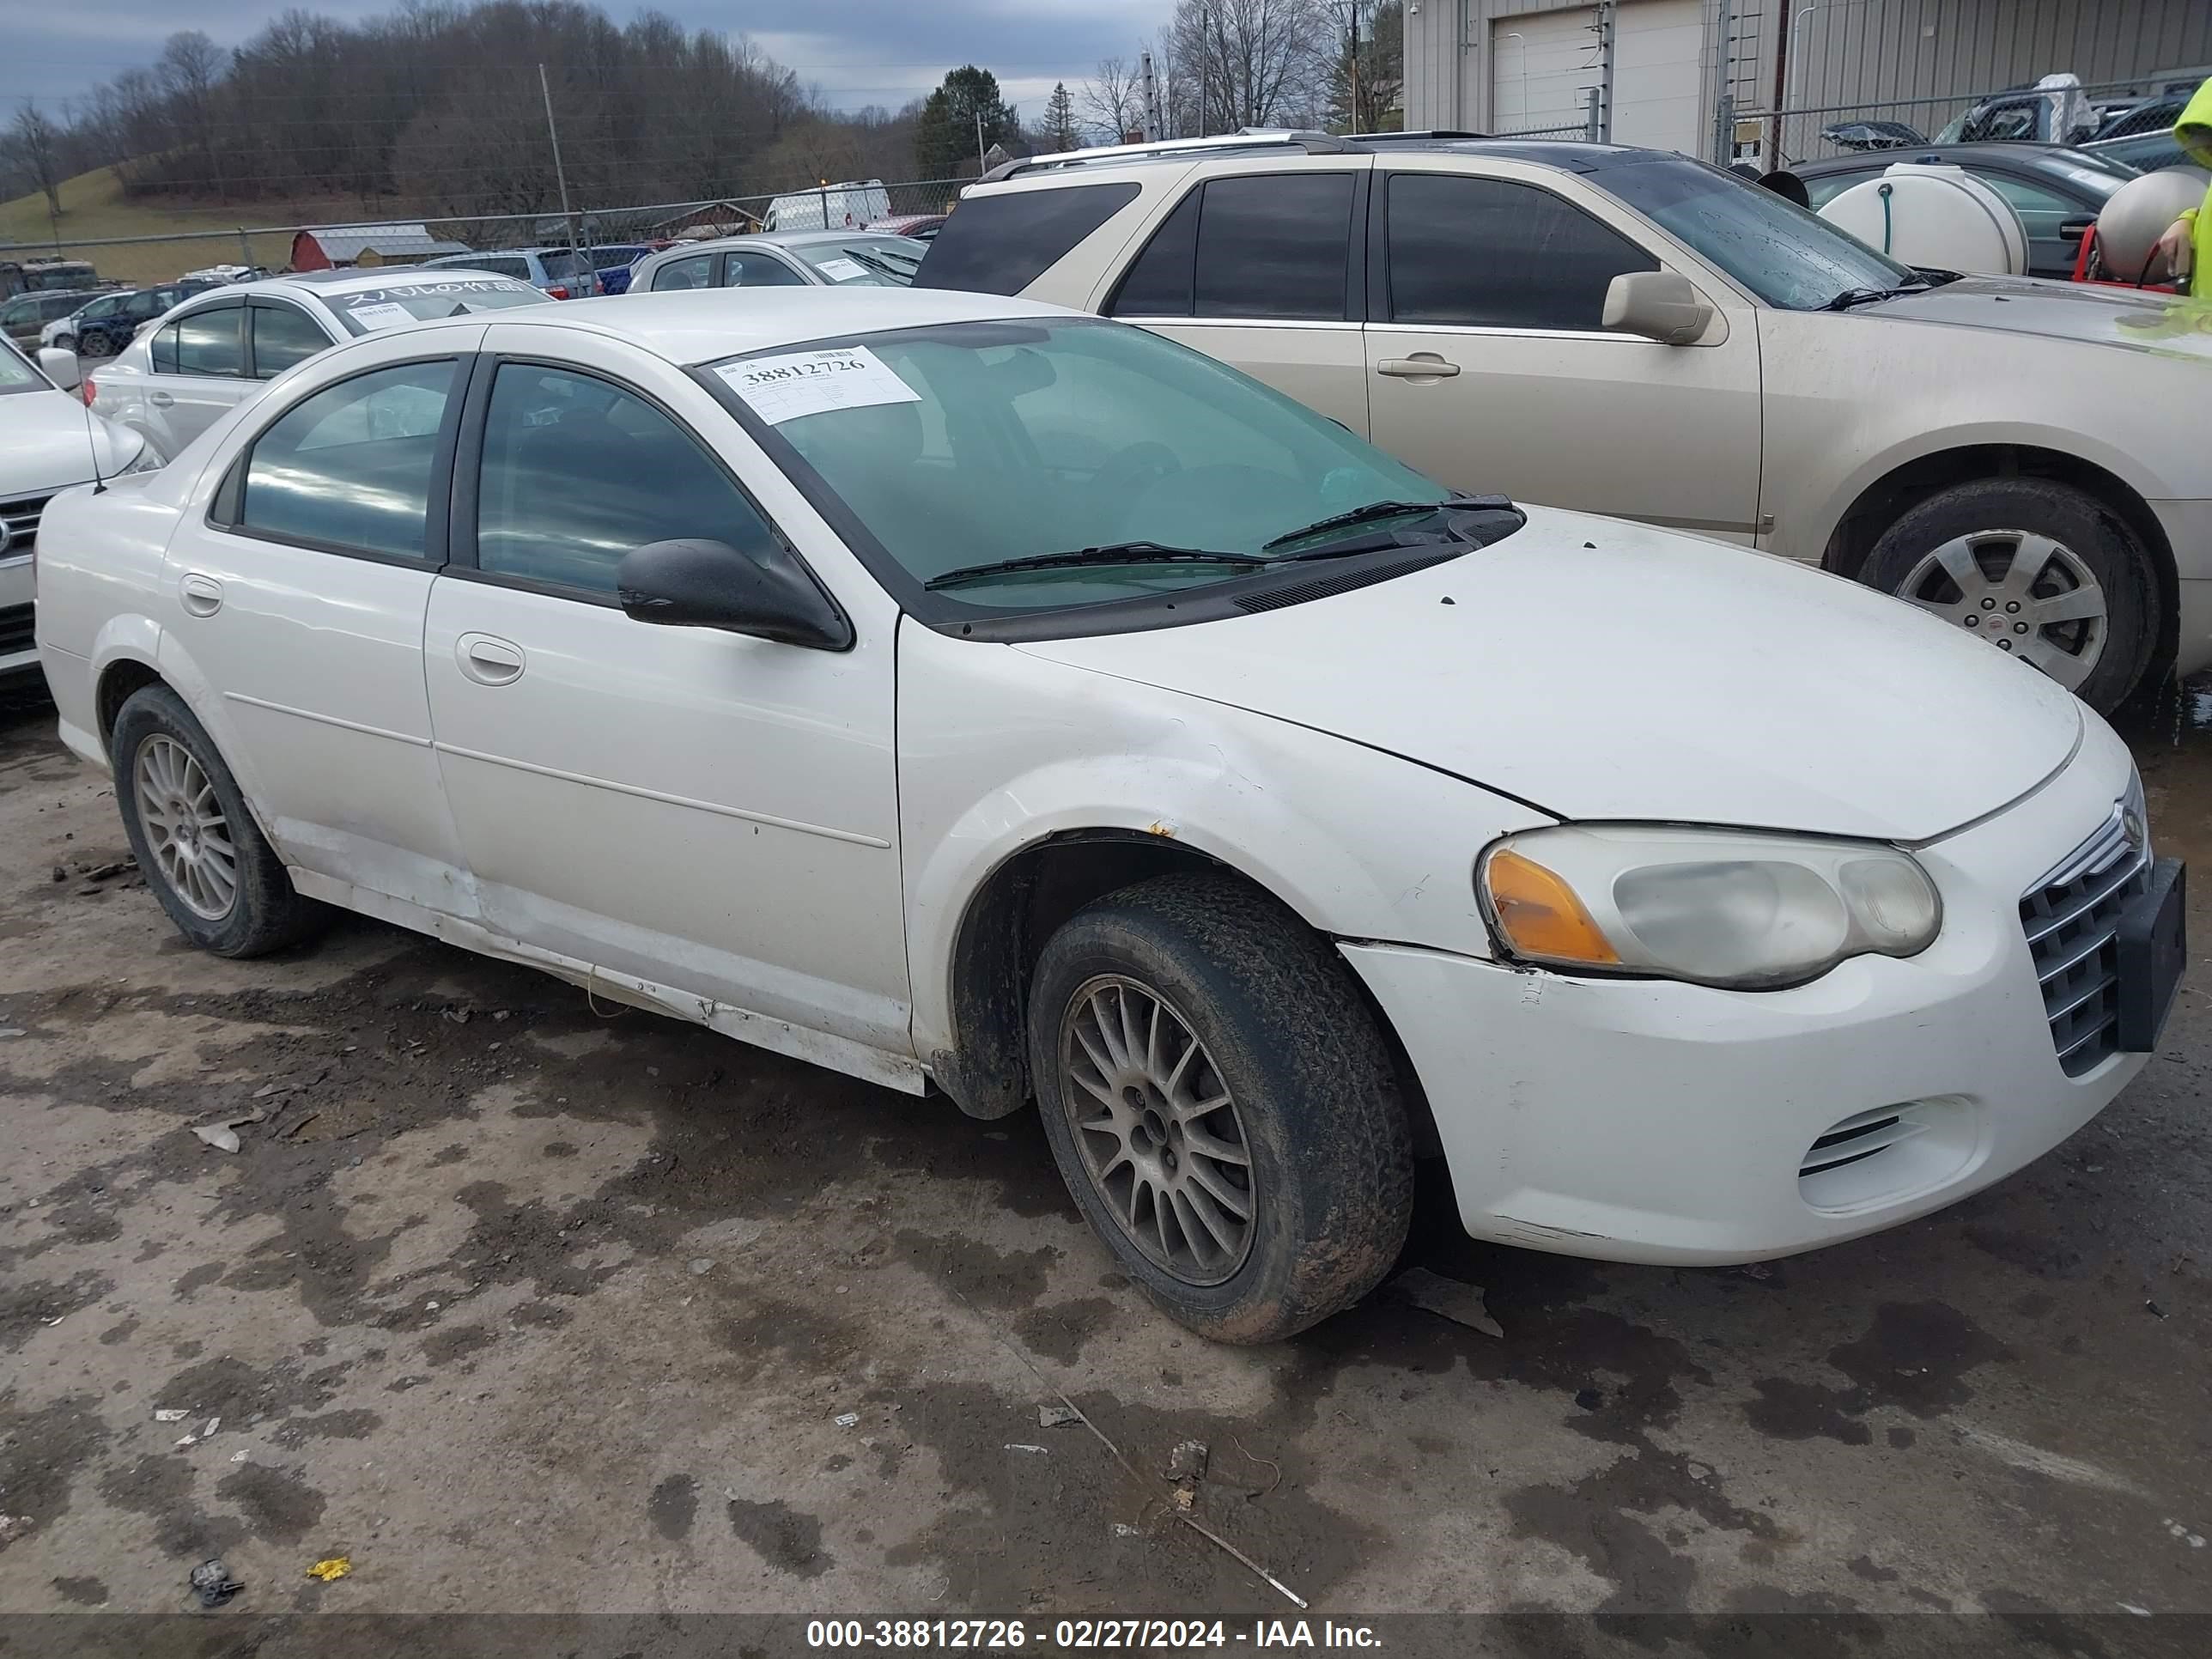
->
[932,832,1442,1156]
[95,659,164,747]
[1821,444,2178,668]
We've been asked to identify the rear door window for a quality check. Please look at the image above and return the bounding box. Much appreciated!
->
[917,182,1139,295]
[651,252,715,291]
[1108,175,1358,321]
[1383,173,1656,331]
[173,305,246,376]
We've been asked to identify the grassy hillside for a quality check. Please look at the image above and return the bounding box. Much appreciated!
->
[0,167,350,284]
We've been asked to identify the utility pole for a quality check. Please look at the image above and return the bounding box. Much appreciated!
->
[538,64,581,267]
[975,110,987,174]
[1141,49,1160,142]
[1347,1,1361,137]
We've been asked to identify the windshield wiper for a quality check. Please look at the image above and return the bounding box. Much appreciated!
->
[1820,282,1929,311]
[1262,498,1460,552]
[841,246,919,282]
[923,543,1268,591]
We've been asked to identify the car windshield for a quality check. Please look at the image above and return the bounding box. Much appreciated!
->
[0,338,48,394]
[1596,154,1917,310]
[714,318,1457,611]
[793,238,925,286]
[328,278,551,336]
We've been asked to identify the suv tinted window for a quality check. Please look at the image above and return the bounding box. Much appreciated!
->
[652,252,715,291]
[1386,173,1656,330]
[1107,190,1200,315]
[250,304,329,378]
[173,307,245,376]
[239,361,458,559]
[474,363,780,595]
[918,182,1139,295]
[1196,174,1355,319]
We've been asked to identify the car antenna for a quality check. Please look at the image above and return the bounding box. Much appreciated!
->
[78,366,106,495]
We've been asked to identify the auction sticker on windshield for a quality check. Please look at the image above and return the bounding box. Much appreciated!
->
[815,258,869,282]
[716,347,920,424]
[346,302,416,330]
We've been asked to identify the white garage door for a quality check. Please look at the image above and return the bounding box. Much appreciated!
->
[1491,1,1705,154]
[1612,0,1704,155]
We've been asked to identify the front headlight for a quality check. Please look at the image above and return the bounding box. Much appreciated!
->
[1477,825,1941,990]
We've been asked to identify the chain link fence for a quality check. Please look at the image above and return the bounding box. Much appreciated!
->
[2,178,969,290]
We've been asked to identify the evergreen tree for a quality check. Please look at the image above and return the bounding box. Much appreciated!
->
[1042,82,1079,151]
[915,65,1020,177]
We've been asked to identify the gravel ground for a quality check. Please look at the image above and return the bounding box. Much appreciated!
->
[0,677,2207,1635]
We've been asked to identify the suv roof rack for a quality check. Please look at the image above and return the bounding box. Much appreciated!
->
[1354,129,1492,143]
[979,129,1352,184]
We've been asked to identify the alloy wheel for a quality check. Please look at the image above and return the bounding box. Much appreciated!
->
[1057,975,1256,1286]
[133,734,239,921]
[1896,528,2106,690]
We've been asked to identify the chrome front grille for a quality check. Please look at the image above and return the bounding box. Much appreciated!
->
[1,492,51,556]
[2020,792,2151,1078]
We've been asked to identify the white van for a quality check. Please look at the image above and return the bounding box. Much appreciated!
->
[763,179,892,232]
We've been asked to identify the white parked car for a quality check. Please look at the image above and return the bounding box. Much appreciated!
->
[65,268,550,462]
[923,131,2212,713]
[0,337,158,685]
[627,230,927,295]
[33,290,2184,1341]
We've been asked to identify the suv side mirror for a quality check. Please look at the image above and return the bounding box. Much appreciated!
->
[1601,271,1715,345]
[617,538,853,651]
[39,347,82,390]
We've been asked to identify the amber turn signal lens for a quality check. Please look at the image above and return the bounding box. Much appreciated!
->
[1485,848,1620,966]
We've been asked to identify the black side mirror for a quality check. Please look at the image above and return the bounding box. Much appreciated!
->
[616,538,853,651]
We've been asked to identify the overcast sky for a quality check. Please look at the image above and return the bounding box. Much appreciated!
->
[3,0,1176,122]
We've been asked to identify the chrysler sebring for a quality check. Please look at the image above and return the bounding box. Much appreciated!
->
[32,289,2185,1341]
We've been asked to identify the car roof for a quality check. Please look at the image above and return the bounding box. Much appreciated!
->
[191,267,538,303]
[1795,142,2108,173]
[376,285,1073,368]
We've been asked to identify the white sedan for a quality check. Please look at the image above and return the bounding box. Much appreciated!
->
[57,267,550,462]
[32,289,2185,1341]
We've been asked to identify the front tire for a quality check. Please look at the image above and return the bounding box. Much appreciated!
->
[79,331,114,360]
[1861,478,2158,713]
[1028,874,1414,1344]
[110,685,330,957]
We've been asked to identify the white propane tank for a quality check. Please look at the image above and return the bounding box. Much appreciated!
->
[1818,163,2029,276]
[2094,167,2212,283]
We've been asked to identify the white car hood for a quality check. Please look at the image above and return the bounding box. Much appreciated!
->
[1016,510,2083,842]
[0,389,140,495]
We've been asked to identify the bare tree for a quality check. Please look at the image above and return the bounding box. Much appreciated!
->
[6,104,67,216]
[1082,56,1147,144]
[1170,0,1330,133]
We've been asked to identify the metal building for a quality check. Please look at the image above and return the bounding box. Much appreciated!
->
[1402,1,2212,163]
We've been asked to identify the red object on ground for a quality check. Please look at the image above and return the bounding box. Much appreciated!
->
[2070,222,2179,291]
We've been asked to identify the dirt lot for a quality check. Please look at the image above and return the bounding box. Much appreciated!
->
[1,679,2208,1634]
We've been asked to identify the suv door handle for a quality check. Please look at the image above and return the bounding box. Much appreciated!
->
[1376,355,1462,379]
[457,633,526,686]
[149,392,176,408]
[179,573,223,617]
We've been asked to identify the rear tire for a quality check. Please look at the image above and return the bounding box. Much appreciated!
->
[1027,873,1414,1344]
[79,331,114,360]
[110,684,330,957]
[1861,478,2158,714]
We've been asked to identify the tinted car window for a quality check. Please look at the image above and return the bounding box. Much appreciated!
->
[917,183,1140,295]
[652,252,715,291]
[726,251,805,288]
[475,364,779,595]
[240,361,458,559]
[1194,174,1355,320]
[1387,173,1657,330]
[150,323,179,374]
[173,307,245,376]
[251,304,330,378]
[1106,190,1200,314]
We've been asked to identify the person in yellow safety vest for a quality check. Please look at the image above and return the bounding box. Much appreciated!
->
[2151,77,2212,289]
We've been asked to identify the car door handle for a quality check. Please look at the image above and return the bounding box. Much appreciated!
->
[2058,217,2094,241]
[149,392,175,407]
[179,573,223,617]
[457,633,526,686]
[1376,355,1462,379]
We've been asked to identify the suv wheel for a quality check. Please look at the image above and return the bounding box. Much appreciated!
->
[110,685,331,957]
[1862,478,2156,713]
[52,333,75,355]
[1027,873,1414,1344]
[79,331,115,360]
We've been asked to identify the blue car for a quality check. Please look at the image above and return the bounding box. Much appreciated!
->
[587,244,651,296]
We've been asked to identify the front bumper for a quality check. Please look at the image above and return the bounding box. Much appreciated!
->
[1344,727,2154,1265]
[0,554,36,683]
